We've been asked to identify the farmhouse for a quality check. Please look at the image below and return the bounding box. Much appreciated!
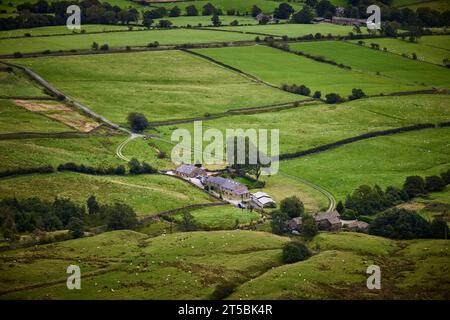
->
[343,220,369,232]
[288,217,303,231]
[251,192,276,208]
[174,164,206,178]
[203,176,250,200]
[331,16,366,26]
[315,210,341,231]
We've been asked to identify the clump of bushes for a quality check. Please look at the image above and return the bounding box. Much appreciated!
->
[282,241,311,263]
[57,162,126,175]
[282,84,311,96]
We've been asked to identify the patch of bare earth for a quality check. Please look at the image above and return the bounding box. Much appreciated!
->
[14,99,101,133]
[396,202,426,211]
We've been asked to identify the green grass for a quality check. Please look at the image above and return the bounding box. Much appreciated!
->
[121,136,174,170]
[14,50,300,124]
[0,172,213,216]
[418,35,450,51]
[393,0,450,11]
[289,41,450,89]
[217,23,367,37]
[0,99,73,134]
[158,94,450,155]
[349,37,450,66]
[0,67,47,97]
[281,127,450,201]
[0,28,258,55]
[0,229,288,299]
[173,205,262,230]
[0,24,142,38]
[154,15,259,27]
[193,45,425,96]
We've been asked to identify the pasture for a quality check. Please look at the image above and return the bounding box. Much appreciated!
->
[193,45,425,96]
[418,35,450,51]
[14,50,300,124]
[281,127,450,201]
[154,15,259,27]
[0,66,47,97]
[289,41,450,89]
[0,172,213,216]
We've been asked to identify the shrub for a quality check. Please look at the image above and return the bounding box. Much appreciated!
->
[425,175,446,192]
[282,241,311,263]
[280,196,304,218]
[403,176,426,198]
[325,93,344,104]
[13,52,23,58]
[127,112,149,132]
[105,203,138,230]
[430,218,449,239]
[270,210,289,235]
[313,91,321,99]
[100,44,109,51]
[68,217,84,238]
[348,88,366,100]
[301,215,318,239]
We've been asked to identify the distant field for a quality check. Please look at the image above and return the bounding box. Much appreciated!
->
[0,230,288,299]
[281,127,450,201]
[158,95,450,154]
[0,67,47,97]
[0,25,141,38]
[349,37,450,66]
[193,45,425,96]
[122,137,174,170]
[289,41,450,89]
[418,35,450,51]
[230,232,450,299]
[0,99,72,134]
[14,50,300,124]
[0,28,257,55]
[393,0,450,11]
[0,172,213,216]
[154,15,259,27]
[217,23,367,37]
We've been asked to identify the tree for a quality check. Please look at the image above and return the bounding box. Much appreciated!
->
[313,91,321,99]
[425,175,446,192]
[186,5,198,16]
[280,196,304,218]
[169,6,181,17]
[158,20,172,28]
[291,6,314,24]
[403,176,426,198]
[143,18,153,29]
[1,208,18,241]
[336,201,344,213]
[100,43,109,51]
[382,21,400,37]
[128,158,142,175]
[270,210,289,235]
[87,195,100,215]
[251,5,262,18]
[282,241,311,263]
[105,203,138,230]
[316,0,336,18]
[202,3,216,16]
[430,217,448,239]
[325,93,344,104]
[91,41,99,50]
[68,217,84,238]
[179,211,197,231]
[301,215,318,239]
[348,88,366,100]
[211,14,221,26]
[127,112,149,132]
[274,3,294,19]
[115,165,126,175]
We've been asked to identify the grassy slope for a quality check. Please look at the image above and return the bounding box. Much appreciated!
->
[0,67,47,97]
[0,172,213,216]
[154,15,259,27]
[0,99,72,134]
[0,25,141,38]
[217,23,367,36]
[14,50,300,124]
[281,127,450,201]
[193,45,425,96]
[229,232,450,299]
[0,28,257,55]
[0,230,288,299]
[158,94,450,154]
[349,38,450,65]
[289,41,450,89]
[419,35,450,51]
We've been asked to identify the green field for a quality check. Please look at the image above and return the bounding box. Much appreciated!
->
[0,172,213,216]
[418,35,450,51]
[155,15,259,27]
[0,28,259,55]
[217,23,367,37]
[0,66,47,97]
[193,45,426,96]
[229,232,450,299]
[14,50,300,124]
[0,25,142,38]
[393,0,450,11]
[289,41,450,89]
[281,127,450,201]
[0,230,288,299]
[0,99,73,134]
[399,187,450,223]
[158,94,450,154]
[349,37,450,66]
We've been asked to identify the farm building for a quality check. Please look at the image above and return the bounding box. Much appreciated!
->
[331,16,366,26]
[251,192,276,208]
[342,220,369,233]
[174,164,206,178]
[288,217,303,231]
[203,176,250,200]
[315,210,341,231]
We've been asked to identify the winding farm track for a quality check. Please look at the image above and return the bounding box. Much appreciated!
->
[116,133,143,162]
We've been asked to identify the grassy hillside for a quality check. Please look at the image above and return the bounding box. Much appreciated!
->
[281,127,450,200]
[289,41,450,89]
[154,15,259,27]
[14,50,300,124]
[0,66,47,97]
[193,45,425,96]
[0,230,288,299]
[0,25,141,38]
[0,172,213,216]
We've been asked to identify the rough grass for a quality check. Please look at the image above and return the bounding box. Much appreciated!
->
[154,15,259,27]
[0,28,258,55]
[0,172,213,216]
[0,230,288,299]
[193,45,425,96]
[418,35,450,51]
[0,67,47,97]
[281,127,450,201]
[14,50,300,124]
[289,41,450,89]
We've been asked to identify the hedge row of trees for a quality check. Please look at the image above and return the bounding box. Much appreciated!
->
[0,195,138,241]
[281,83,364,103]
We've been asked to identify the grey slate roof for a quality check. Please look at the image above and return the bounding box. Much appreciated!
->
[205,176,248,192]
[315,210,341,224]
[175,164,199,175]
